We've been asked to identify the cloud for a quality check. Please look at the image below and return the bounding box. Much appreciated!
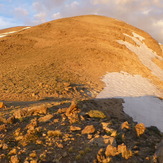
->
[52,12,62,19]
[0,0,163,43]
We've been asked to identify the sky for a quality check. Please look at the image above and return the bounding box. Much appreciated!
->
[0,0,163,43]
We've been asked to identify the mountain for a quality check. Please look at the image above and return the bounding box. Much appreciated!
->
[0,15,162,101]
[0,15,163,163]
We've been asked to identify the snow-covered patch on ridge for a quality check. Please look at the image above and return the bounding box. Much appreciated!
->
[132,32,145,41]
[96,72,163,132]
[117,32,163,80]
[0,26,31,38]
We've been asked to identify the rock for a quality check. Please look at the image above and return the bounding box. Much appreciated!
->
[101,122,111,132]
[105,145,117,157]
[155,140,163,163]
[135,123,146,136]
[118,143,132,159]
[28,105,48,115]
[26,118,38,131]
[0,102,5,108]
[9,148,17,155]
[102,135,116,146]
[70,126,81,131]
[87,110,106,119]
[30,160,38,163]
[81,125,95,134]
[14,108,28,119]
[53,119,59,123]
[2,143,8,150]
[6,116,16,124]
[10,155,19,163]
[38,114,53,122]
[121,121,130,130]
[66,101,78,116]
[0,124,7,131]
[0,116,6,123]
[47,130,62,137]
[29,151,37,158]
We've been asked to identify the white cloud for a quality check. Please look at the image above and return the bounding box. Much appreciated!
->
[34,12,47,23]
[52,12,62,19]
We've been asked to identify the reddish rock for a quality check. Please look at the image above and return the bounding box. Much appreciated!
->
[38,114,53,122]
[81,125,95,134]
[0,102,5,109]
[135,123,146,136]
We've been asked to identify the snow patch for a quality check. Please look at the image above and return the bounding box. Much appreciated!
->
[132,32,145,41]
[117,32,163,80]
[0,26,31,38]
[97,72,163,132]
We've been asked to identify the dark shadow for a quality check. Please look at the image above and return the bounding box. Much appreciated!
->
[0,97,71,108]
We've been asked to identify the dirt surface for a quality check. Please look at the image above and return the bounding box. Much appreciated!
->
[0,15,162,101]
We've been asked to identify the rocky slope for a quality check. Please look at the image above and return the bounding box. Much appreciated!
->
[0,15,163,162]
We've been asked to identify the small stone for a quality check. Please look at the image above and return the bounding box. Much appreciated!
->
[135,123,146,136]
[30,160,38,163]
[0,102,5,108]
[87,110,106,119]
[7,116,16,124]
[36,140,43,144]
[2,143,8,150]
[14,108,28,119]
[47,130,62,137]
[70,126,81,131]
[53,119,59,123]
[81,125,95,134]
[105,145,117,157]
[38,114,53,123]
[87,134,93,139]
[0,124,7,131]
[28,105,47,115]
[117,143,132,159]
[121,121,130,130]
[10,155,19,163]
[29,151,37,158]
[9,148,17,155]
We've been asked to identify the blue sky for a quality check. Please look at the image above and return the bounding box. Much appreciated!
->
[0,0,163,43]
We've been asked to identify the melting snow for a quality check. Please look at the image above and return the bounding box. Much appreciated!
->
[0,26,31,38]
[97,72,163,132]
[117,32,163,80]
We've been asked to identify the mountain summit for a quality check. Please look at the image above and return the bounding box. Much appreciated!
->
[0,15,163,162]
[0,15,162,101]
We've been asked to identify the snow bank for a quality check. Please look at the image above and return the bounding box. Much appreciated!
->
[0,26,31,38]
[117,32,163,80]
[96,72,163,132]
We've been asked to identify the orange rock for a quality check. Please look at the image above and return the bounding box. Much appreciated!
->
[70,126,81,131]
[0,102,5,108]
[105,145,117,157]
[10,155,19,163]
[118,143,132,159]
[81,125,95,134]
[121,121,130,130]
[38,114,53,122]
[135,123,146,136]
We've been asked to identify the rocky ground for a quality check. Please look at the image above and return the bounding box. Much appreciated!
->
[0,98,162,163]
